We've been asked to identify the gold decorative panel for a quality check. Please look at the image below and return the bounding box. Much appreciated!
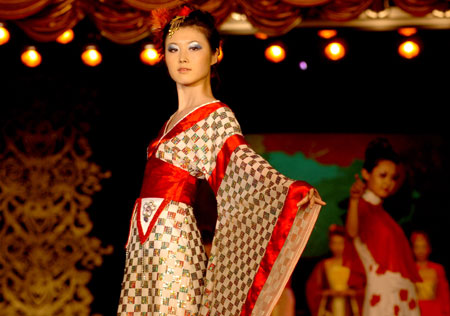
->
[0,119,112,316]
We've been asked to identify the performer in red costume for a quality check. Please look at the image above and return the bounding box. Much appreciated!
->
[411,231,450,316]
[306,224,364,316]
[344,138,421,316]
[117,5,325,316]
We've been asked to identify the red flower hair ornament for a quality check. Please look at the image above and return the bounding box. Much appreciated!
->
[150,5,194,53]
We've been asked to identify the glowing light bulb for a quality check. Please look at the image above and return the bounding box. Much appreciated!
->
[0,24,10,45]
[397,27,417,37]
[318,29,337,39]
[21,46,42,67]
[265,44,286,63]
[56,29,74,44]
[255,32,268,40]
[81,45,102,67]
[299,61,308,70]
[398,40,420,59]
[324,41,346,61]
[140,44,161,66]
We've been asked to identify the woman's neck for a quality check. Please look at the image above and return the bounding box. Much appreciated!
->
[176,80,215,112]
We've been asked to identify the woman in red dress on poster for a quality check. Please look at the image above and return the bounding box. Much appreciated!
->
[345,138,421,316]
[411,231,450,316]
[116,5,325,316]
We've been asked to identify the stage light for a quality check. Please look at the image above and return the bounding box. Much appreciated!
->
[398,27,417,37]
[140,44,161,66]
[265,44,286,63]
[255,32,268,40]
[81,45,102,67]
[299,61,308,71]
[56,29,74,44]
[398,40,420,59]
[324,41,346,61]
[0,23,10,45]
[318,29,337,39]
[21,46,42,67]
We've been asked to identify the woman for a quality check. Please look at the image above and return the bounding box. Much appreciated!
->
[306,224,364,316]
[411,231,450,316]
[345,138,421,316]
[117,6,325,316]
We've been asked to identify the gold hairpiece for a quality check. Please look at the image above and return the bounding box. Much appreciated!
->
[168,15,186,38]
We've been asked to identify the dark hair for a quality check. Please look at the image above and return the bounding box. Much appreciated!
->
[162,8,221,52]
[363,138,400,172]
[328,224,346,238]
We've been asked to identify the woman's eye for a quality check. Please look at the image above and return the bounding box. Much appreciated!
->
[167,45,178,53]
[189,43,202,51]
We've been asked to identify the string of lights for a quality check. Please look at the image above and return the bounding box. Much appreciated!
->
[0,21,423,68]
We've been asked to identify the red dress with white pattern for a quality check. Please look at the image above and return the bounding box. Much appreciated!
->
[346,190,421,316]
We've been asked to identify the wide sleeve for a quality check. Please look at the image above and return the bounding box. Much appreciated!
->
[195,105,322,316]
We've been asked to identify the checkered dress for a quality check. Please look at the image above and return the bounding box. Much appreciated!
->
[117,102,321,316]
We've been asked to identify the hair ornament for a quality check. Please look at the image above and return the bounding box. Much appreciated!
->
[168,6,193,38]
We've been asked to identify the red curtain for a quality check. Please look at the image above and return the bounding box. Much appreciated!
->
[0,0,447,43]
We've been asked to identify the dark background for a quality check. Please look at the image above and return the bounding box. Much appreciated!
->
[1,17,449,315]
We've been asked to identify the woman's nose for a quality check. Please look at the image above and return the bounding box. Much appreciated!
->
[179,49,188,63]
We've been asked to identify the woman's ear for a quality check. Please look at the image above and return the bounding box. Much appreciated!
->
[361,169,370,182]
[210,48,219,66]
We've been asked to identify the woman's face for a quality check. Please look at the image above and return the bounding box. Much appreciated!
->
[413,234,431,262]
[329,234,345,258]
[362,160,399,199]
[164,26,218,87]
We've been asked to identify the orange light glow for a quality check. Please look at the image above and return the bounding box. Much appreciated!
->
[318,29,337,39]
[81,45,102,67]
[324,41,346,61]
[0,24,10,45]
[255,32,268,40]
[398,27,417,37]
[264,44,286,63]
[398,40,420,59]
[217,45,224,62]
[140,44,161,66]
[21,46,42,67]
[56,29,74,44]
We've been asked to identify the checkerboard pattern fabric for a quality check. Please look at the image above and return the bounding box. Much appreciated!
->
[118,201,207,316]
[199,145,295,315]
[156,106,243,178]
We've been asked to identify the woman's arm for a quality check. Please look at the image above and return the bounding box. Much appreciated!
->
[346,174,365,238]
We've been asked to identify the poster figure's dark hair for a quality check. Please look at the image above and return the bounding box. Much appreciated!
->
[363,138,400,172]
[162,8,221,52]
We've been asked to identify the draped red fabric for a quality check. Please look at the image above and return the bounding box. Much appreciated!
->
[0,0,444,42]
[350,198,421,282]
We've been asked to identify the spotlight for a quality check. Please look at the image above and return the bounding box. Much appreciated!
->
[81,45,102,67]
[299,61,308,71]
[324,41,346,61]
[318,29,337,39]
[56,29,74,44]
[140,44,161,66]
[265,44,286,63]
[0,22,10,45]
[398,40,420,59]
[397,27,417,37]
[21,46,42,67]
[255,32,268,40]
